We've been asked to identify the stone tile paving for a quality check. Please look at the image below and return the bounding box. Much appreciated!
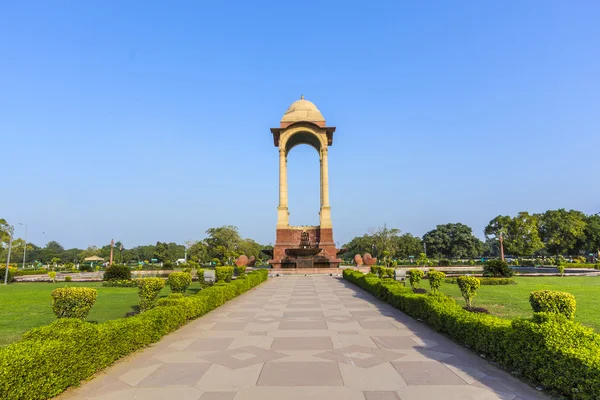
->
[60,277,551,400]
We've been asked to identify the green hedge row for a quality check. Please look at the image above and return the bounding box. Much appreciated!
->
[444,277,516,285]
[343,270,600,400]
[0,269,269,400]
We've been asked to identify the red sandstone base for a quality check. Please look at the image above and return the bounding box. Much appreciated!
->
[269,226,341,269]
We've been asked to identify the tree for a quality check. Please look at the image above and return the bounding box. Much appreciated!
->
[506,212,544,256]
[583,214,600,256]
[205,226,242,264]
[370,224,401,259]
[153,242,169,262]
[343,235,374,261]
[166,242,185,261]
[188,241,208,262]
[484,215,511,260]
[39,241,65,263]
[423,223,482,259]
[394,234,423,258]
[538,209,587,255]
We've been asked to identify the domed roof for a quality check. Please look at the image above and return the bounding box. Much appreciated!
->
[281,96,325,123]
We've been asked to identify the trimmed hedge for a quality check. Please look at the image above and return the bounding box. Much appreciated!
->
[427,270,445,293]
[136,278,165,312]
[0,269,268,400]
[215,266,234,282]
[407,269,424,288]
[0,267,16,283]
[530,290,576,320]
[103,264,131,281]
[343,269,600,400]
[101,279,137,287]
[51,288,98,319]
[167,272,192,293]
[445,277,516,285]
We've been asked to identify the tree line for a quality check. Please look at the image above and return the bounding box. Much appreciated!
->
[342,209,600,261]
[0,223,269,267]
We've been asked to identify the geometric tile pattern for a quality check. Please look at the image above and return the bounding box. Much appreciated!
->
[61,276,550,400]
[314,344,404,368]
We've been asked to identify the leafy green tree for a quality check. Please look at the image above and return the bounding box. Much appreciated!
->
[582,214,600,256]
[237,238,263,260]
[484,215,511,259]
[507,212,544,256]
[153,242,169,262]
[482,238,500,257]
[343,234,374,261]
[40,241,65,263]
[423,223,482,259]
[370,224,401,259]
[538,209,587,255]
[394,234,423,258]
[188,241,209,262]
[166,242,185,261]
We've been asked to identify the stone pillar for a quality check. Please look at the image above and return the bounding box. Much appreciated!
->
[277,148,289,227]
[320,147,332,228]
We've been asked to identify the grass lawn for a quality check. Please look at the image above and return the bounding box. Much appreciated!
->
[0,281,204,347]
[439,276,600,331]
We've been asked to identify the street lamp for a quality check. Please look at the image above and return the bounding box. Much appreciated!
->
[18,223,27,269]
[4,225,14,285]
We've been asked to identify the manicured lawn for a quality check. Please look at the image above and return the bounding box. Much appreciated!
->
[0,281,203,347]
[439,276,600,331]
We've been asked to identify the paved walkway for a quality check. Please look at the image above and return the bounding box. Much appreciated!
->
[62,277,550,400]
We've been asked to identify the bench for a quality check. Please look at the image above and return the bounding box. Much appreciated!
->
[394,268,406,283]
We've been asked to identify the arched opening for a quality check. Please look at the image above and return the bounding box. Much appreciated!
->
[286,144,320,226]
[285,130,321,155]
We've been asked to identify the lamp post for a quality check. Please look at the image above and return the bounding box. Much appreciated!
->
[18,223,27,269]
[4,225,14,285]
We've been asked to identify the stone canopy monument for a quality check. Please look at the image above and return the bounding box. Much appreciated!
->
[268,96,342,269]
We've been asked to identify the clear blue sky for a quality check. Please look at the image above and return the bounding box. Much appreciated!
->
[1,1,599,249]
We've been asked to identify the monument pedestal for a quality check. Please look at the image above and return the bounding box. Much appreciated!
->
[270,226,341,269]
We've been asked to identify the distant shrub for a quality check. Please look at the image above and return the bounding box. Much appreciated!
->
[197,268,205,283]
[427,270,445,293]
[520,259,536,267]
[557,265,565,276]
[101,280,137,287]
[162,260,174,270]
[48,271,57,283]
[167,272,192,293]
[51,287,97,319]
[79,264,93,272]
[457,276,480,309]
[407,269,424,289]
[469,259,476,266]
[103,264,131,281]
[64,276,72,282]
[0,267,16,283]
[483,260,513,277]
[438,259,451,267]
[445,277,515,285]
[136,278,165,312]
[530,290,576,319]
[215,266,234,283]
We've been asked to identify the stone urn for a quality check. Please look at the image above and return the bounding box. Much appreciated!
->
[363,253,377,266]
[235,255,248,267]
[354,254,364,266]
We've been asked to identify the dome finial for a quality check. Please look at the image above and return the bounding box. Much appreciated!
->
[301,94,304,100]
